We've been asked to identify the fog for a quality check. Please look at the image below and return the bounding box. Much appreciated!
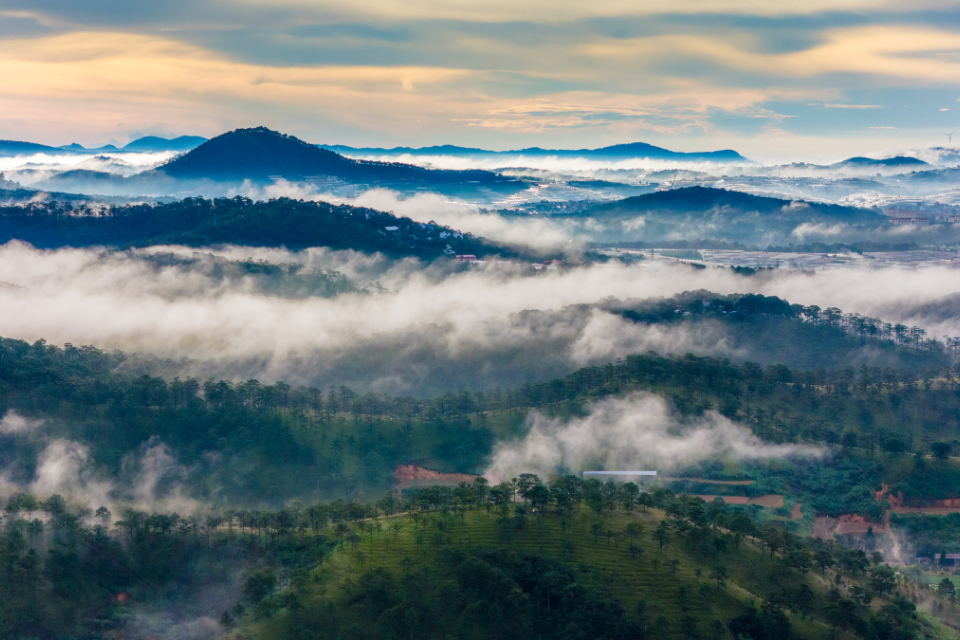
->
[486,393,822,481]
[1,241,960,394]
[341,153,754,175]
[238,181,947,249]
[0,416,199,516]
[0,151,175,186]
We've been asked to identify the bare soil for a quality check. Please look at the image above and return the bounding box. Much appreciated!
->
[394,464,478,489]
[693,495,784,508]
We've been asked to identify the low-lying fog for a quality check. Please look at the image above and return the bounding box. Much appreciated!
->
[0,151,175,185]
[2,241,959,395]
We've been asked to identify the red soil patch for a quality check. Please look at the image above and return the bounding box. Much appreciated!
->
[694,495,784,508]
[814,512,891,539]
[879,488,960,513]
[891,506,960,514]
[790,503,803,520]
[394,465,478,489]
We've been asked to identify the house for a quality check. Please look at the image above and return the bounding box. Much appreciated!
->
[455,254,478,263]
[942,554,960,566]
[890,217,930,227]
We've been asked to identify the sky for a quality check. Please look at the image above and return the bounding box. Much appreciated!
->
[2,0,960,161]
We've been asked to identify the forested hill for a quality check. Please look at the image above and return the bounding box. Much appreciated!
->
[585,186,884,224]
[0,196,507,258]
[321,140,750,162]
[157,127,514,184]
[3,290,960,508]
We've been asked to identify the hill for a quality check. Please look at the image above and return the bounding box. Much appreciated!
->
[0,468,944,640]
[321,141,751,162]
[0,195,508,259]
[830,156,929,169]
[571,186,888,244]
[0,291,955,506]
[0,139,64,157]
[586,186,882,223]
[158,127,514,184]
[32,169,136,193]
[122,134,208,152]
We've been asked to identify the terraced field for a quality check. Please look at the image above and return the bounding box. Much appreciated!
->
[255,505,843,639]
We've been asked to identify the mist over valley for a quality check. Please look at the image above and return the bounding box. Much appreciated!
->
[5,5,960,637]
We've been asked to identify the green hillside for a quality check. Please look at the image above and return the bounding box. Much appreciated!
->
[0,196,512,259]
[2,479,950,639]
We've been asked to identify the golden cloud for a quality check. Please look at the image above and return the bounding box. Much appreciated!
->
[227,0,960,22]
[583,26,960,82]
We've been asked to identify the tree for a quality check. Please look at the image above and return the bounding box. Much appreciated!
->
[590,522,604,545]
[870,565,896,597]
[711,564,728,589]
[473,477,489,504]
[622,482,640,512]
[654,520,671,552]
[95,506,111,526]
[625,521,643,544]
[932,441,952,462]
[516,473,539,504]
[527,483,551,513]
[938,577,956,599]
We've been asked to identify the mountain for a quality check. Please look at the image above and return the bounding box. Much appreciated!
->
[122,135,208,152]
[320,141,752,162]
[586,186,884,222]
[830,156,929,168]
[33,169,139,193]
[158,127,513,184]
[569,186,890,245]
[0,139,65,157]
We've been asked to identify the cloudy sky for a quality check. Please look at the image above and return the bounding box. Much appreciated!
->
[2,0,960,160]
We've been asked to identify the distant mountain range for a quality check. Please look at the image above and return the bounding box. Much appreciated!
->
[319,141,752,163]
[30,127,521,197]
[0,135,208,157]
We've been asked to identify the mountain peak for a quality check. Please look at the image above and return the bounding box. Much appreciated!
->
[158,127,509,184]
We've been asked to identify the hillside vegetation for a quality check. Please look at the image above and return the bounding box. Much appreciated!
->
[2,292,960,510]
[0,196,507,259]
[1,477,948,640]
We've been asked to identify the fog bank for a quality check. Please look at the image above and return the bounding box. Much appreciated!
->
[486,393,822,481]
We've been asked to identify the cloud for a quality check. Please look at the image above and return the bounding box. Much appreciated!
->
[585,26,960,83]
[0,409,43,434]
[4,241,960,395]
[567,309,745,366]
[790,221,848,239]
[239,182,582,248]
[485,392,822,480]
[26,439,114,509]
[0,435,200,516]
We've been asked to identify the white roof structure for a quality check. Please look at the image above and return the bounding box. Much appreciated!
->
[582,471,657,477]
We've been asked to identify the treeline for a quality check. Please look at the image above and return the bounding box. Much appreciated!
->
[611,291,959,355]
[4,316,960,505]
[138,251,384,298]
[0,196,506,259]
[0,477,928,640]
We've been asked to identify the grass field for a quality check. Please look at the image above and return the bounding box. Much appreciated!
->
[250,504,885,639]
